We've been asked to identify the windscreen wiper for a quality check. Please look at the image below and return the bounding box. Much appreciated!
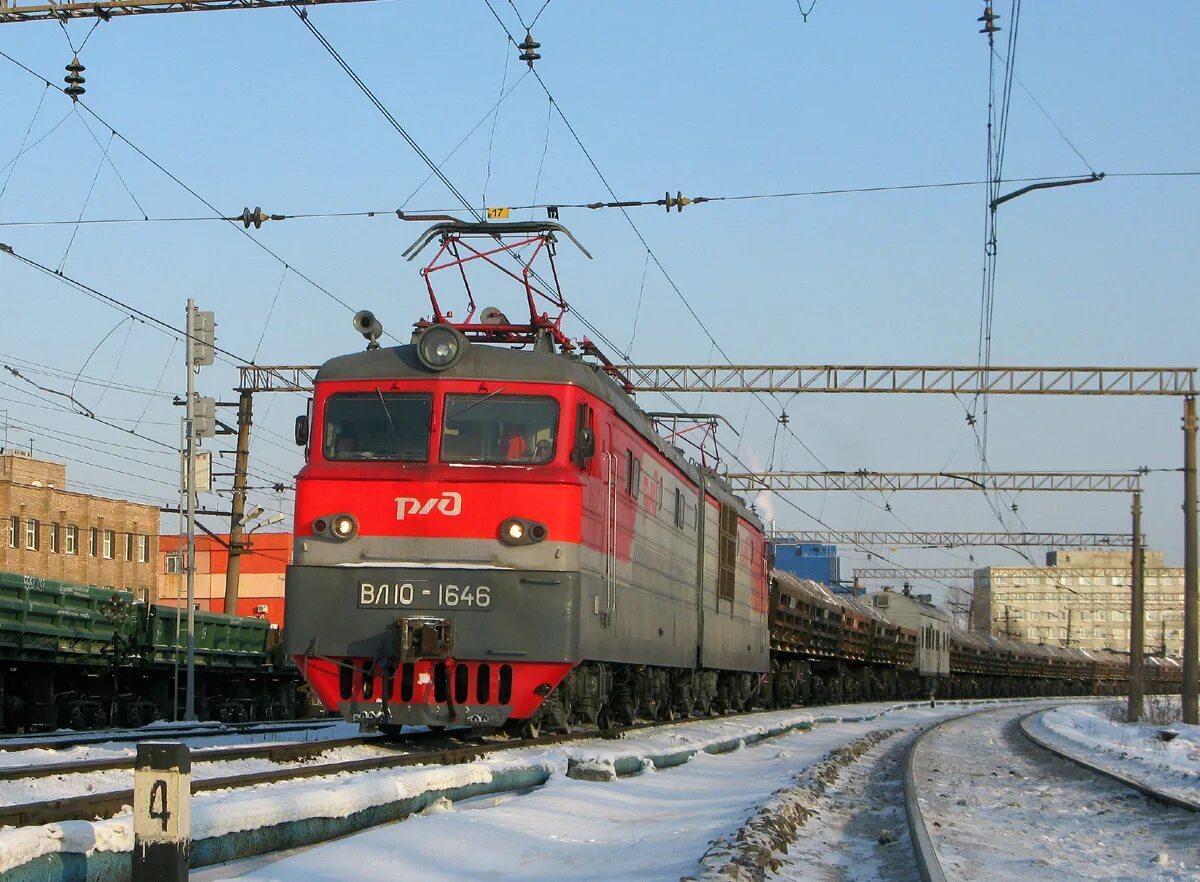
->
[445,387,506,421]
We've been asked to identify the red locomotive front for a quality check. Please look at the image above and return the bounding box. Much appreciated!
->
[288,341,593,730]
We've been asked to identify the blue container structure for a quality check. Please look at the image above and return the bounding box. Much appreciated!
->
[770,543,844,590]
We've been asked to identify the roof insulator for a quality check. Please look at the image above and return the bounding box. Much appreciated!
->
[64,55,86,102]
[518,31,541,69]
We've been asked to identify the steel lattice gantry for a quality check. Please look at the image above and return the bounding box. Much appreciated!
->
[767,531,1134,548]
[726,471,1141,494]
[852,568,978,580]
[617,365,1196,395]
[238,365,319,393]
[238,363,1197,396]
[0,0,374,24]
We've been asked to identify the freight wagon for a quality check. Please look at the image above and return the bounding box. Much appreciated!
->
[0,570,301,731]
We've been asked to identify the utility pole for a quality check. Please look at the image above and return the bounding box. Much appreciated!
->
[182,302,216,723]
[1128,490,1145,723]
[1065,607,1072,649]
[1184,395,1197,724]
[184,301,197,721]
[1005,605,1011,639]
[223,390,253,615]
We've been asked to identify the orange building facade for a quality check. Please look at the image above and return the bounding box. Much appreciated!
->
[158,532,291,627]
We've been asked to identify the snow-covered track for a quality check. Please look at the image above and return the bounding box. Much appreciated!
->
[0,708,860,829]
[0,720,338,752]
[908,704,1200,880]
[1019,708,1200,814]
[0,730,496,827]
[903,709,986,882]
[0,733,384,783]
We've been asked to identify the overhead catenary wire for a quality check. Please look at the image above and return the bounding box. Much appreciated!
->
[0,83,50,205]
[4,171,1196,229]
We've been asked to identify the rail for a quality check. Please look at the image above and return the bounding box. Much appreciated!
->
[903,708,994,882]
[0,719,337,752]
[0,733,380,782]
[1018,708,1200,813]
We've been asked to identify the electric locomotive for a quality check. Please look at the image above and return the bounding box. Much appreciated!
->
[285,221,769,734]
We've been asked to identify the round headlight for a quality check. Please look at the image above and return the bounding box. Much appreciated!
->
[330,514,358,541]
[502,519,526,543]
[417,324,466,371]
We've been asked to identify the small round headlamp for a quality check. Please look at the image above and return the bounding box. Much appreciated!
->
[416,324,466,371]
[330,513,358,541]
[499,517,547,546]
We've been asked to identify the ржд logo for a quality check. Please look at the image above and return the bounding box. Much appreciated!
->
[394,491,462,520]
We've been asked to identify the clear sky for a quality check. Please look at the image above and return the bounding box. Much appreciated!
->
[0,2,1196,600]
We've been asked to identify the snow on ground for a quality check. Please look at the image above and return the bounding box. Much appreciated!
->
[0,720,359,770]
[1030,701,1200,806]
[768,728,922,882]
[914,704,1200,881]
[0,742,401,807]
[192,702,985,882]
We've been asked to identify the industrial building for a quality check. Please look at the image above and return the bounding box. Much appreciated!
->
[159,533,290,626]
[771,542,842,590]
[0,450,160,599]
[970,549,1187,655]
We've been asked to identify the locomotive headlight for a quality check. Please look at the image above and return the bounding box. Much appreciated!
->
[330,513,358,541]
[502,519,526,543]
[416,324,466,371]
[499,517,547,546]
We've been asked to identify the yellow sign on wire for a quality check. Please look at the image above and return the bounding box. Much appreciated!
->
[487,207,511,219]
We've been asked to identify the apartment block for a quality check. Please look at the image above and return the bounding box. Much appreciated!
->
[970,549,1187,656]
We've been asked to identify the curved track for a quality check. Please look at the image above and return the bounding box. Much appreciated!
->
[908,703,1200,880]
[1019,709,1200,813]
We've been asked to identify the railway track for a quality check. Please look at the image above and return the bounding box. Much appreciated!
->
[905,703,1200,880]
[0,698,1059,831]
[0,701,902,829]
[1018,708,1200,814]
[0,718,650,828]
[0,719,339,752]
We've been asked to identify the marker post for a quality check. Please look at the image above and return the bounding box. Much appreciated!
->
[133,742,191,882]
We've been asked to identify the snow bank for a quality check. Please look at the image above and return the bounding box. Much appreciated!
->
[0,757,555,876]
[1029,701,1200,805]
[685,727,900,880]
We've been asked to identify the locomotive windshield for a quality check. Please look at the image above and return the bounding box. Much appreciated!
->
[323,392,432,461]
[441,394,558,464]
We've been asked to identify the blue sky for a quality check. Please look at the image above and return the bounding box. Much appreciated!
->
[0,2,1196,593]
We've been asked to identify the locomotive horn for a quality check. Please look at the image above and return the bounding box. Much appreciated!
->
[352,310,384,350]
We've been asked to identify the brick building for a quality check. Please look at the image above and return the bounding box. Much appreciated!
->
[970,549,1189,656]
[0,450,160,599]
[159,533,291,626]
